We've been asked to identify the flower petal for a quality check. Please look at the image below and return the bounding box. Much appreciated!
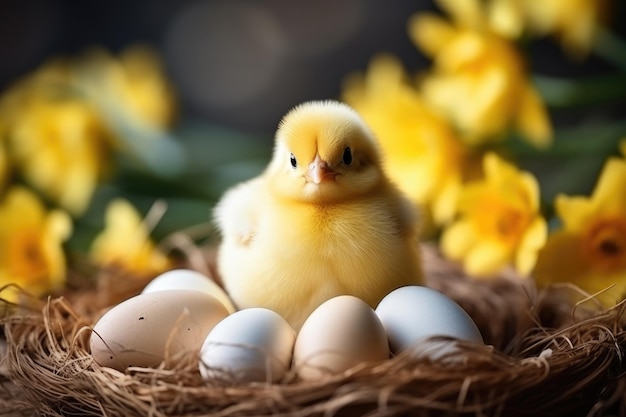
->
[44,210,72,288]
[437,31,485,71]
[488,0,525,38]
[436,0,485,29]
[583,270,626,307]
[533,230,626,307]
[0,144,7,190]
[46,210,73,243]
[408,14,456,58]
[515,84,553,148]
[0,187,70,302]
[365,54,405,95]
[461,67,510,138]
[591,158,626,214]
[431,175,462,225]
[558,3,595,59]
[532,231,589,285]
[515,217,547,275]
[464,240,510,277]
[90,199,171,274]
[441,220,476,260]
[554,194,595,232]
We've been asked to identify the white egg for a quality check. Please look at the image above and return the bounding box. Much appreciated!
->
[293,295,389,381]
[199,308,295,383]
[375,286,483,359]
[142,269,235,313]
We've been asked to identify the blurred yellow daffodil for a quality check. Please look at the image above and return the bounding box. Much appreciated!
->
[75,46,177,130]
[441,153,547,277]
[409,0,552,147]
[0,187,72,303]
[533,157,626,306]
[343,54,472,226]
[90,199,171,275]
[488,0,610,59]
[7,99,110,215]
[0,46,178,215]
[116,46,177,127]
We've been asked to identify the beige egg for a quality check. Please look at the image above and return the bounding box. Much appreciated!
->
[142,268,236,313]
[293,295,389,381]
[90,290,230,371]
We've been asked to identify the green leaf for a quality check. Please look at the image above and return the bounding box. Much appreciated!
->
[533,73,626,108]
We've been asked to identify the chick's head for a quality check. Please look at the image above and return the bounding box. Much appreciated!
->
[268,101,384,204]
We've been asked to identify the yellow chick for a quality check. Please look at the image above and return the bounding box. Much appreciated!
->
[214,100,423,329]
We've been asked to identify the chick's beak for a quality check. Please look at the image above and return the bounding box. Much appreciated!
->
[305,154,336,184]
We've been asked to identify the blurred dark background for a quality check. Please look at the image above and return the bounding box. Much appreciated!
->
[1,0,426,135]
[1,0,623,137]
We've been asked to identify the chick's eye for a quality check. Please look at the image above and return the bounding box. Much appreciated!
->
[290,153,297,168]
[342,147,353,165]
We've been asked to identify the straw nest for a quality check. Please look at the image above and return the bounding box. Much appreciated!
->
[1,244,625,417]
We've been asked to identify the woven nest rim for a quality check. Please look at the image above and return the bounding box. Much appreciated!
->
[1,244,625,417]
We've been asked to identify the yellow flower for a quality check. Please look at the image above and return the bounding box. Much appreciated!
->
[0,59,109,215]
[76,46,177,129]
[343,54,470,226]
[533,158,626,306]
[90,199,171,275]
[408,0,552,147]
[118,46,177,127]
[441,153,547,277]
[7,98,110,215]
[0,187,71,303]
[488,0,610,58]
[0,59,78,139]
[0,46,178,214]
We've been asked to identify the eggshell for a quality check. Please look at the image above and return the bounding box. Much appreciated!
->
[90,290,230,371]
[199,308,295,382]
[375,286,483,359]
[142,268,236,313]
[293,295,389,381]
